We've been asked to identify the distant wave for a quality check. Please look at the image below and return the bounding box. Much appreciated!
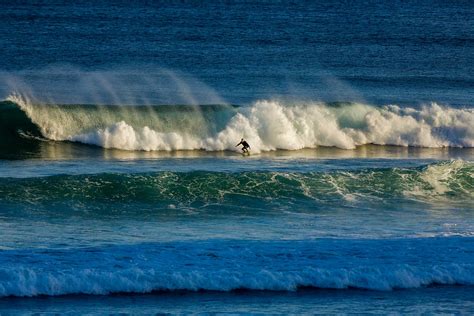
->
[1,161,472,213]
[2,94,474,152]
[0,237,473,297]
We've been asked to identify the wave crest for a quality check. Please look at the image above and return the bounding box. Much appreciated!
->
[4,94,474,151]
[1,161,472,210]
[1,238,473,297]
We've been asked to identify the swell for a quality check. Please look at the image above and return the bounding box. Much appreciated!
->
[2,94,474,152]
[0,161,472,211]
[0,237,473,297]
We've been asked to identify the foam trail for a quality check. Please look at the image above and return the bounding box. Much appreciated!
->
[5,95,474,152]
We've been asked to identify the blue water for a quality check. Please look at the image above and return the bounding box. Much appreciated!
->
[1,1,473,106]
[1,1,474,314]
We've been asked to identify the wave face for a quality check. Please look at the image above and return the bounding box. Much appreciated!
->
[0,237,473,297]
[3,94,474,151]
[1,161,472,214]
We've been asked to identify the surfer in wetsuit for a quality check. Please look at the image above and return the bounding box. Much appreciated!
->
[236,138,251,153]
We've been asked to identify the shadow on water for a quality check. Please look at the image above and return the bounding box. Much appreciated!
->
[0,286,473,314]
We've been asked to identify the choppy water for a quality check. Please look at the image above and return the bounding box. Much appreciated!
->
[1,0,474,314]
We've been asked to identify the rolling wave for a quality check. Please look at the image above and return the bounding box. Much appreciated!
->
[2,94,474,152]
[0,237,473,297]
[1,161,471,211]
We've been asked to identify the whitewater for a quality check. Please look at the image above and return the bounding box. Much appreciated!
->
[5,94,474,152]
[1,238,474,297]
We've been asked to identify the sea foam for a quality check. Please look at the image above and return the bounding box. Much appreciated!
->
[0,238,473,297]
[6,94,474,152]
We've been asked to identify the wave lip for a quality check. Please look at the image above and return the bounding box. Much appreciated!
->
[0,237,473,297]
[3,94,474,152]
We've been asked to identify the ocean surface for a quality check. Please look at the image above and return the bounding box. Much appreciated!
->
[1,1,473,314]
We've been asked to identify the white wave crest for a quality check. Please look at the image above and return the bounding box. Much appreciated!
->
[7,94,474,152]
[1,264,472,297]
[0,238,473,297]
[73,121,202,151]
[406,159,474,199]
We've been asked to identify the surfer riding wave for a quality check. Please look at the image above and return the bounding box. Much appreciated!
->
[236,138,251,153]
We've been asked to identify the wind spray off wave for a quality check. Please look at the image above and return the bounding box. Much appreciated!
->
[3,94,474,152]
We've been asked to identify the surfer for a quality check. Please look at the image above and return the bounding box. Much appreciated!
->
[236,138,251,153]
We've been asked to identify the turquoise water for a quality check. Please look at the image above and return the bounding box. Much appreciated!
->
[0,149,473,297]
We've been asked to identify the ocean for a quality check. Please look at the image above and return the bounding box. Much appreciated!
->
[0,1,473,314]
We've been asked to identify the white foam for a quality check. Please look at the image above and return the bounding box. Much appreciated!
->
[7,95,474,152]
[405,160,474,199]
[73,121,202,151]
[0,264,471,297]
[0,238,473,297]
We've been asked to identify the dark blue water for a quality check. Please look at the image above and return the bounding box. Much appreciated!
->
[1,0,473,105]
[1,1,474,315]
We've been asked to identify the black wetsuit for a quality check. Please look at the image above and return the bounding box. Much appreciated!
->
[237,140,250,152]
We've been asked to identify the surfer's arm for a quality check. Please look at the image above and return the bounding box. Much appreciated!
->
[236,142,242,147]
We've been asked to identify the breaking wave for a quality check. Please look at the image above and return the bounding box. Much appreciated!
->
[0,237,473,297]
[2,94,473,152]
